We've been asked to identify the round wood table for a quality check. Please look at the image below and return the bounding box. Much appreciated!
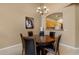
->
[34,35,55,45]
[34,35,55,55]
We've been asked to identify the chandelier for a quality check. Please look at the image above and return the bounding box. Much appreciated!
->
[36,6,49,15]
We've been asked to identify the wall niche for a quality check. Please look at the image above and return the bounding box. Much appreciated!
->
[46,12,63,31]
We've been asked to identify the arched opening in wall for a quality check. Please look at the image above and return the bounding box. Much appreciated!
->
[46,12,63,31]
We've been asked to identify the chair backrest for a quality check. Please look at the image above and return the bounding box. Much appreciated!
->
[39,31,44,36]
[54,34,61,53]
[20,33,36,55]
[24,37,37,55]
[20,33,25,49]
[49,32,55,38]
[28,31,33,37]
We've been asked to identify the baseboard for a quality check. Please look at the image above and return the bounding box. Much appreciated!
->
[60,43,79,55]
[0,43,22,55]
[60,43,79,50]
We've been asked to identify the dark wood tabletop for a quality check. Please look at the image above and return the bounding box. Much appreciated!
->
[34,35,55,45]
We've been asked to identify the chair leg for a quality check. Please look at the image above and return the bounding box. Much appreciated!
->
[22,49,25,55]
[56,49,60,55]
[41,49,48,55]
[55,50,59,55]
[58,50,60,55]
[22,49,23,55]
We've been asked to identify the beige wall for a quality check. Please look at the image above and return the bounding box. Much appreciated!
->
[76,4,79,47]
[61,4,79,48]
[0,3,40,49]
[62,4,76,47]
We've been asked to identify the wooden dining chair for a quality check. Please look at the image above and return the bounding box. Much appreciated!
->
[20,33,25,55]
[25,38,37,55]
[49,32,55,39]
[44,34,62,55]
[20,33,37,55]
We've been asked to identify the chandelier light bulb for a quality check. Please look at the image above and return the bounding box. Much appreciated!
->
[37,7,41,10]
[43,6,47,9]
[40,11,42,14]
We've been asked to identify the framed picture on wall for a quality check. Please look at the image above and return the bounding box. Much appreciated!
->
[25,16,34,29]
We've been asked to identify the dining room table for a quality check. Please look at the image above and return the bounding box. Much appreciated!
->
[33,35,55,55]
